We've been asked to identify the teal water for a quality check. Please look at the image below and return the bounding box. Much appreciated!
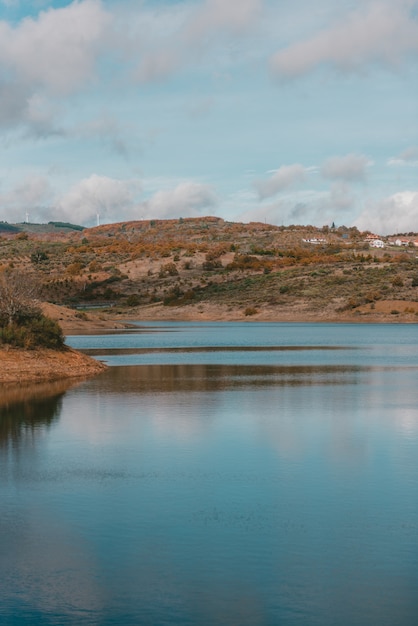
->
[1,323,418,625]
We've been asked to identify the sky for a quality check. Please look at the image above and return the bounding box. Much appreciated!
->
[0,0,417,234]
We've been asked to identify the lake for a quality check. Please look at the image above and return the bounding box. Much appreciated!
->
[1,322,418,625]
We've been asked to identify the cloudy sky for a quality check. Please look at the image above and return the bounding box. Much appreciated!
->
[0,0,417,234]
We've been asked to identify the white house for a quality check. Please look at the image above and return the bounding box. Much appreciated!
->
[302,238,327,244]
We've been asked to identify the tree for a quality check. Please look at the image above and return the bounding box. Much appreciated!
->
[31,249,49,264]
[0,271,64,350]
[0,271,40,327]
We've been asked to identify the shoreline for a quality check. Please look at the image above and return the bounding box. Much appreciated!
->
[2,300,417,385]
[58,301,418,334]
[0,346,107,385]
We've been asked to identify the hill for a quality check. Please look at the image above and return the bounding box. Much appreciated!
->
[1,217,418,324]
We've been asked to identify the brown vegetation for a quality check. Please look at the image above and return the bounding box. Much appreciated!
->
[0,217,417,326]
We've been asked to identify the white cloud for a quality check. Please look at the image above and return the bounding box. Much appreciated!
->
[254,164,306,199]
[0,0,110,94]
[77,114,132,157]
[185,0,262,41]
[271,1,418,78]
[238,188,338,227]
[239,177,362,228]
[0,174,217,225]
[354,190,418,234]
[399,146,418,161]
[0,83,63,137]
[138,182,217,219]
[0,81,30,128]
[0,175,53,222]
[135,0,263,82]
[24,94,64,138]
[0,1,111,134]
[388,146,418,166]
[58,174,141,225]
[328,182,355,209]
[321,154,369,181]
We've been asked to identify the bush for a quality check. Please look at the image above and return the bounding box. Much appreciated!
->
[159,262,179,277]
[202,259,223,271]
[0,313,65,350]
[126,294,140,307]
[31,250,49,264]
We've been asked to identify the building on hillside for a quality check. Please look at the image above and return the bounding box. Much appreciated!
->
[369,239,385,248]
[302,237,327,244]
[364,233,380,242]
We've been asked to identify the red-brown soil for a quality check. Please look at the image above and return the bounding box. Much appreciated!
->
[0,346,107,384]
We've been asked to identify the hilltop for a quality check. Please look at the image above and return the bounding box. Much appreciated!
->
[1,217,418,326]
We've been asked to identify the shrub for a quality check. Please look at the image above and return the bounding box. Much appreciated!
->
[159,262,179,277]
[202,259,223,271]
[89,260,102,272]
[66,262,84,276]
[75,311,88,320]
[0,313,65,349]
[31,250,49,264]
[126,294,140,307]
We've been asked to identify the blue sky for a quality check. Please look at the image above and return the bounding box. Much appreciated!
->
[0,0,417,233]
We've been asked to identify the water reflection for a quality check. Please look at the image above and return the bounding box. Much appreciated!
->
[0,379,79,449]
[82,345,350,356]
[87,362,364,394]
[2,324,418,626]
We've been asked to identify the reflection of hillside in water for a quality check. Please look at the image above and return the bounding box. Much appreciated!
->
[0,380,77,448]
[89,363,363,394]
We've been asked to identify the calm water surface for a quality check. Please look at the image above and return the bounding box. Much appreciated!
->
[1,323,418,625]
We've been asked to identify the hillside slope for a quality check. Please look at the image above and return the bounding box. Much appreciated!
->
[1,217,417,323]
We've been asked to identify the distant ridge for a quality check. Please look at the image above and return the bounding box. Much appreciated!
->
[0,222,19,233]
[48,221,85,231]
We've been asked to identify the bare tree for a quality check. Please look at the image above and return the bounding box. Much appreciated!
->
[0,271,40,327]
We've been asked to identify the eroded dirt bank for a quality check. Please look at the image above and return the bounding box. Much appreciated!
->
[2,299,416,385]
[42,300,418,335]
[0,346,107,384]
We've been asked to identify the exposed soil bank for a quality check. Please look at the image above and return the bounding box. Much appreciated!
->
[42,300,418,335]
[0,346,107,384]
[2,298,416,385]
[123,300,418,324]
